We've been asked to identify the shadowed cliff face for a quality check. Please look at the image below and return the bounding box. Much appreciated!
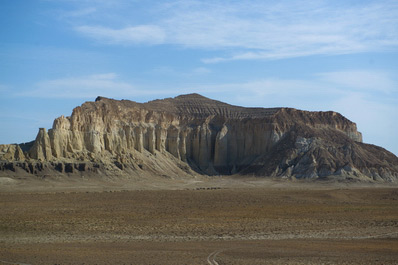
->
[1,94,397,182]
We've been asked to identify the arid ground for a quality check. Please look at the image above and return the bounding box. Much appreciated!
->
[1,176,397,264]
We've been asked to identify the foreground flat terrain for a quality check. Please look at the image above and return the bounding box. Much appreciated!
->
[1,177,397,264]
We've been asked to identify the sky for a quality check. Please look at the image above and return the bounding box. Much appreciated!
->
[0,0,397,155]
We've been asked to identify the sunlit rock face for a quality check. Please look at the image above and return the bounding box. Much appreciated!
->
[1,94,397,182]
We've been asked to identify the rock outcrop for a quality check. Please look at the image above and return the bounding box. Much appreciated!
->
[0,144,25,161]
[1,94,397,182]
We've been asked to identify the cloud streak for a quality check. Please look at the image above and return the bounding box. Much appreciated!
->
[317,71,397,93]
[18,69,397,104]
[76,25,166,45]
[71,0,398,61]
[16,73,183,99]
[18,73,137,99]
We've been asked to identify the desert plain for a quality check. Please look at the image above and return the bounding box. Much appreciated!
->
[1,175,398,264]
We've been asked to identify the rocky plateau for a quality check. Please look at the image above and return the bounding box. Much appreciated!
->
[1,93,397,182]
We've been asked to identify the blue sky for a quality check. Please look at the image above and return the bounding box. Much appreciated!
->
[1,0,397,155]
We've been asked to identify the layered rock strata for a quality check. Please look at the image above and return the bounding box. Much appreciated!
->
[1,94,397,182]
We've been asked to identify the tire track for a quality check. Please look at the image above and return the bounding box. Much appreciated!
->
[207,250,223,265]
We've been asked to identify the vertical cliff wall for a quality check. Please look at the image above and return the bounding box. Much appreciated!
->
[1,94,397,182]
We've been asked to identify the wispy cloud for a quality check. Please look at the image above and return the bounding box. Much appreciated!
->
[75,25,166,45]
[317,71,397,93]
[21,69,395,103]
[150,66,211,77]
[70,0,398,61]
[196,69,397,104]
[18,73,137,99]
[178,78,342,110]
[15,71,213,100]
[16,73,187,99]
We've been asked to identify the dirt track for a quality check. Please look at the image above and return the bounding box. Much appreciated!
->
[1,178,398,264]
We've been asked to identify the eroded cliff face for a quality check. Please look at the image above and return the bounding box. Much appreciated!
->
[1,94,397,182]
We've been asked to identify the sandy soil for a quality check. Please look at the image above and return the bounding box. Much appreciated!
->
[1,176,397,264]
